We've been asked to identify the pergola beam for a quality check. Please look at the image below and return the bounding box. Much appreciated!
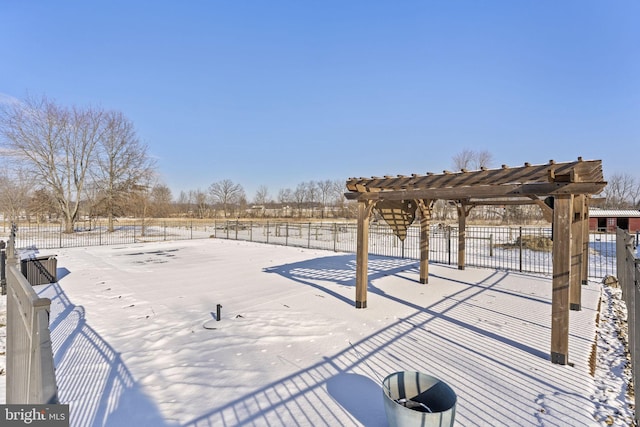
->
[344,182,606,202]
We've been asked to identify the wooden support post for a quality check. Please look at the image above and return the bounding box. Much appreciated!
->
[551,194,573,365]
[355,200,374,308]
[417,200,432,284]
[570,195,585,310]
[582,201,590,284]
[456,200,471,270]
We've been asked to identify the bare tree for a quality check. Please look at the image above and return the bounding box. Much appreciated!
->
[0,96,106,232]
[604,173,637,208]
[278,188,292,204]
[331,179,347,217]
[175,190,193,217]
[150,184,173,217]
[277,188,292,217]
[0,169,33,222]
[293,183,307,217]
[452,149,475,170]
[93,110,155,231]
[305,181,319,218]
[253,185,270,205]
[630,182,640,208]
[209,179,245,218]
[452,149,493,171]
[317,179,333,218]
[126,180,153,236]
[473,150,493,169]
[191,189,209,219]
[28,188,57,223]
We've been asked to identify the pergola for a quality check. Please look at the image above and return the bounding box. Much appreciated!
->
[344,158,606,365]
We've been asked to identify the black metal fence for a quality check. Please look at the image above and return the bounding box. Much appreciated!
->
[9,219,630,279]
[616,228,640,425]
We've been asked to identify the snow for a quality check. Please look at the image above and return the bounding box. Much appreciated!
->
[0,238,635,426]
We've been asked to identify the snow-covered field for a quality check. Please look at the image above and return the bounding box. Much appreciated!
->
[0,238,634,426]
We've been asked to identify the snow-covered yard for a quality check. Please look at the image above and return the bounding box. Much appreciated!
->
[0,238,634,426]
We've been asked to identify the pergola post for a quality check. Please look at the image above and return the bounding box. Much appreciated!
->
[417,199,432,284]
[355,200,374,308]
[551,194,573,365]
[457,200,471,270]
[570,195,586,310]
[582,201,590,284]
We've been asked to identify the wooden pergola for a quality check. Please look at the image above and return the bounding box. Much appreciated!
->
[344,158,606,365]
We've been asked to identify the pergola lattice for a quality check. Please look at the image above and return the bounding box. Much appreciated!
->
[344,158,606,365]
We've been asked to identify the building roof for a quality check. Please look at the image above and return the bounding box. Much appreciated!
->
[589,209,640,218]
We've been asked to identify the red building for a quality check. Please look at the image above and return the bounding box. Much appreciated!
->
[589,209,640,233]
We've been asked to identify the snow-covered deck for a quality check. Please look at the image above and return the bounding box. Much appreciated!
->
[12,238,632,426]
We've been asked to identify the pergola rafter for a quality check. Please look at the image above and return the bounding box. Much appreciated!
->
[345,158,607,365]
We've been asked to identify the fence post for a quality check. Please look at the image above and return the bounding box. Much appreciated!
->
[635,258,640,427]
[307,223,311,248]
[489,234,494,257]
[0,247,5,296]
[285,223,289,246]
[250,221,253,242]
[59,222,62,248]
[235,220,239,240]
[333,223,338,252]
[266,221,270,243]
[447,226,452,265]
[519,226,523,272]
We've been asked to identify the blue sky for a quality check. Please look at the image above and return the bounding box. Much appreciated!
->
[1,1,638,200]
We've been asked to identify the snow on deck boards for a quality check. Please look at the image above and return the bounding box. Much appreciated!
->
[37,239,606,426]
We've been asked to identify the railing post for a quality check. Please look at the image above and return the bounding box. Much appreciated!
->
[307,222,311,248]
[333,223,338,252]
[285,223,289,246]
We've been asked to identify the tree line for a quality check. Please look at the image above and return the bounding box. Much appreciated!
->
[0,96,352,228]
[1,97,638,231]
[173,179,350,220]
